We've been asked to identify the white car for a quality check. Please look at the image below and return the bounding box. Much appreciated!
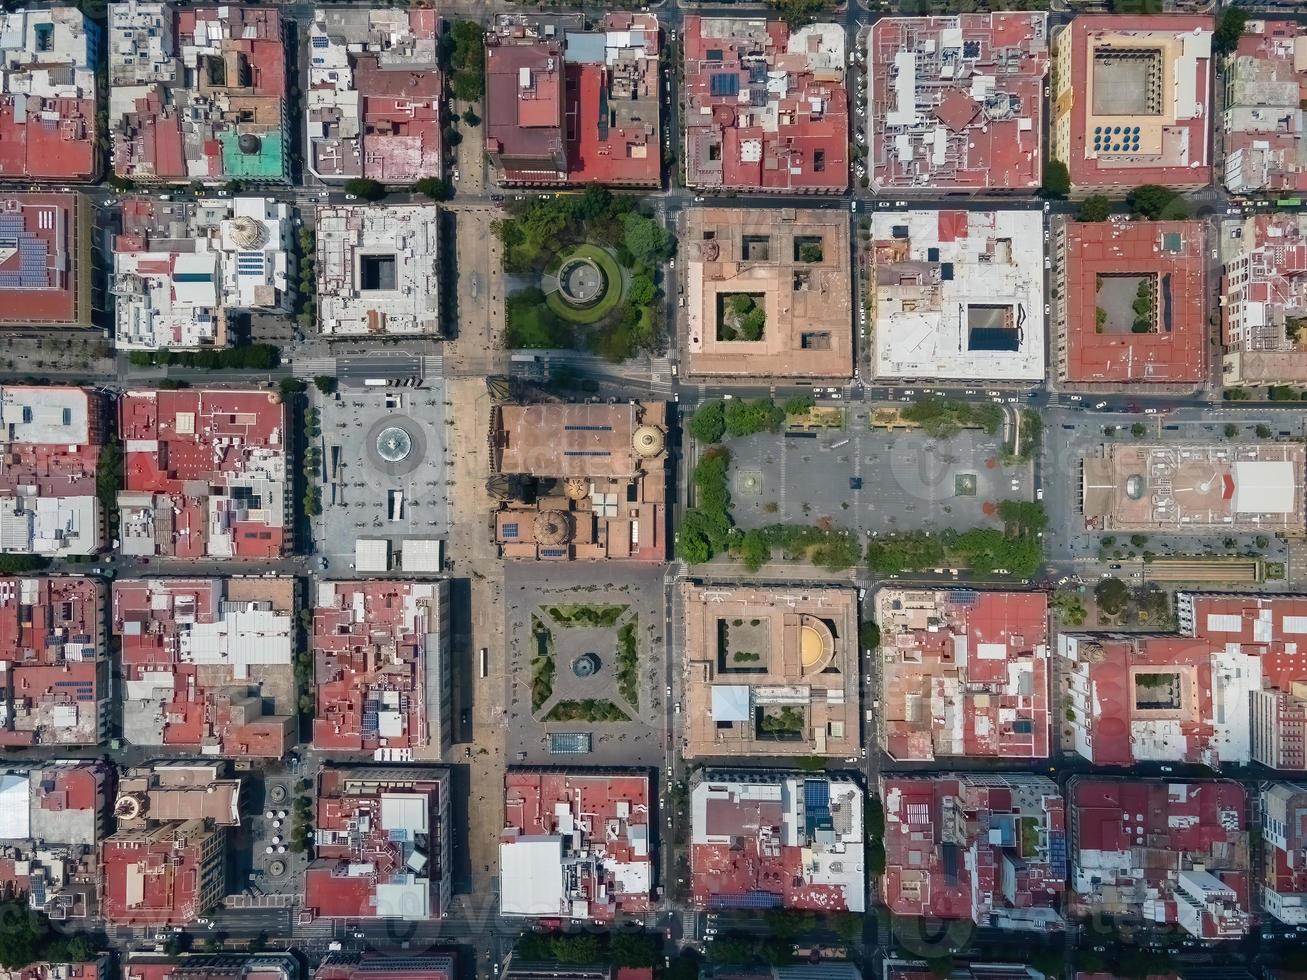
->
[850,200,858,212]
[1144,407,1157,415]
[1094,401,1107,409]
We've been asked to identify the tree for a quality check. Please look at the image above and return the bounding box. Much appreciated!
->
[0,554,50,575]
[0,902,48,967]
[1256,424,1272,439]
[626,274,656,308]
[343,177,385,201]
[1224,423,1239,438]
[413,177,450,201]
[859,620,881,651]
[446,21,486,101]
[462,108,481,127]
[1131,422,1146,437]
[770,0,832,28]
[1127,184,1187,220]
[622,212,669,267]
[1214,7,1248,54]
[1043,159,1071,198]
[688,401,726,443]
[312,376,338,395]
[443,126,464,148]
[609,932,659,969]
[1095,576,1130,616]
[739,529,771,572]
[1079,194,1112,222]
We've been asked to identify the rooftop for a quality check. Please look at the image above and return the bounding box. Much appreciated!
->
[1056,219,1207,383]
[314,954,453,980]
[1062,592,1307,768]
[500,770,652,920]
[0,761,108,920]
[683,17,848,193]
[306,8,442,182]
[690,769,864,912]
[492,402,667,561]
[485,14,661,186]
[1069,777,1250,940]
[113,197,292,350]
[1221,213,1307,386]
[0,194,90,326]
[0,576,105,747]
[0,959,109,980]
[304,767,451,921]
[1050,15,1214,191]
[118,389,288,559]
[99,819,225,926]
[312,580,450,759]
[114,763,242,828]
[1260,782,1307,926]
[0,385,102,558]
[316,205,441,337]
[112,577,295,758]
[124,954,299,980]
[683,208,852,379]
[1081,442,1306,535]
[881,773,1066,930]
[867,14,1049,192]
[877,589,1050,761]
[681,583,859,759]
[870,210,1045,381]
[109,4,288,183]
[1222,21,1307,196]
[0,7,97,180]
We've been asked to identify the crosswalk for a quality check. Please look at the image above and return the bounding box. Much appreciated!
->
[291,356,336,378]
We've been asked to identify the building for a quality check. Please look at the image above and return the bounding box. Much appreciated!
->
[0,7,98,181]
[681,583,859,759]
[1049,16,1214,192]
[306,9,442,183]
[315,955,453,980]
[125,954,299,980]
[1080,442,1306,536]
[109,3,288,183]
[0,958,110,980]
[491,401,667,561]
[877,589,1050,762]
[99,820,226,926]
[683,17,847,193]
[1222,21,1307,196]
[682,208,852,379]
[881,774,1066,930]
[113,763,242,830]
[0,761,108,919]
[0,194,93,328]
[0,385,103,557]
[113,197,292,350]
[1221,214,1307,387]
[312,580,451,760]
[884,962,1045,980]
[113,577,295,758]
[118,389,289,558]
[869,210,1045,382]
[315,205,441,337]
[1068,777,1250,940]
[303,767,451,921]
[1260,782,1307,926]
[484,14,661,187]
[0,576,107,747]
[1062,593,1307,768]
[1054,219,1207,384]
[689,769,864,912]
[499,770,652,920]
[867,14,1049,193]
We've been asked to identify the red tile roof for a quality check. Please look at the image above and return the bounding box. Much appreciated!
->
[1061,220,1207,383]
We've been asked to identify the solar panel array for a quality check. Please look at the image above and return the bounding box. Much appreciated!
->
[0,213,51,289]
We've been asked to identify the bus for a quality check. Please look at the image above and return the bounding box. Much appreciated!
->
[479,647,488,679]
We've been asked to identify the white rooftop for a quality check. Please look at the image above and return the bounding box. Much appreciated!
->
[499,834,566,916]
[871,209,1046,381]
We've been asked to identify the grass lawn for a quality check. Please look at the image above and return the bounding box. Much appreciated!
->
[545,245,625,325]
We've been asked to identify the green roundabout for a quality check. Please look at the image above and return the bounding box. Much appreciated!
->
[545,244,625,325]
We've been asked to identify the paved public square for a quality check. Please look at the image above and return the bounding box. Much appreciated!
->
[312,382,450,569]
[726,405,1031,536]
[503,563,667,767]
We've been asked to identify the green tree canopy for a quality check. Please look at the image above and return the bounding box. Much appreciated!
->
[1043,160,1070,198]
[343,177,385,201]
[622,213,669,267]
[1127,184,1188,220]
[1079,195,1112,222]
[1095,576,1130,616]
[688,401,726,443]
